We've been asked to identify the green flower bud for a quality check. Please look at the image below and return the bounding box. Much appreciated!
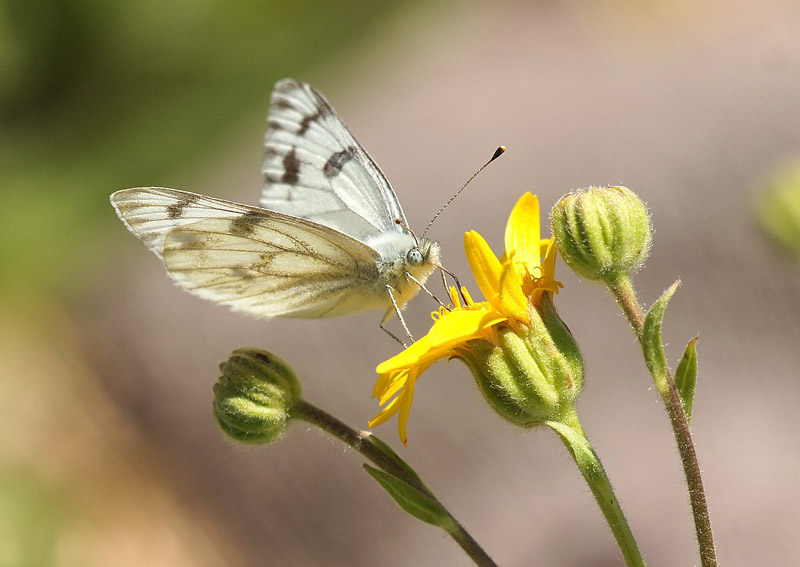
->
[550,186,652,282]
[213,348,301,444]
[757,160,800,257]
[460,298,584,428]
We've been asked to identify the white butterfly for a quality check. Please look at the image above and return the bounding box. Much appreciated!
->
[111,79,441,343]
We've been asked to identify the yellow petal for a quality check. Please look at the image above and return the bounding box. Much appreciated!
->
[464,231,502,300]
[541,238,558,281]
[498,259,530,323]
[377,306,505,375]
[372,370,392,398]
[368,390,401,428]
[448,286,461,308]
[427,305,505,345]
[377,371,410,405]
[396,370,419,446]
[376,336,433,374]
[504,193,541,269]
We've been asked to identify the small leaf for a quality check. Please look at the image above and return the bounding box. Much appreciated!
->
[364,464,451,528]
[675,338,699,423]
[643,280,680,391]
[545,420,595,471]
[364,433,424,487]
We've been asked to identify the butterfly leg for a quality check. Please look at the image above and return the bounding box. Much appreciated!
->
[380,319,408,349]
[437,265,468,305]
[405,272,447,309]
[383,285,413,347]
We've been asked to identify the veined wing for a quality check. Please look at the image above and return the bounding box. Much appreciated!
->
[111,187,259,258]
[261,79,407,243]
[111,187,383,318]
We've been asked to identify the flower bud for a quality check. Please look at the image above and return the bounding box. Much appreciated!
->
[459,298,584,427]
[757,160,800,257]
[550,186,652,282]
[213,348,301,444]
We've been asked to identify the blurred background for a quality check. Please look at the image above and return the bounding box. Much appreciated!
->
[2,1,800,565]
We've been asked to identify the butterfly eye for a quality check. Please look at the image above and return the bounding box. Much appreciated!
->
[407,248,424,266]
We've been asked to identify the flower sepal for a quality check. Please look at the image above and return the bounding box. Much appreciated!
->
[524,293,584,405]
[462,297,584,428]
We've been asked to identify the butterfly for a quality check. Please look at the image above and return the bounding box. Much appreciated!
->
[111,79,441,344]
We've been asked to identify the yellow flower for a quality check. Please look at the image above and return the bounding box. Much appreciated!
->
[370,193,563,444]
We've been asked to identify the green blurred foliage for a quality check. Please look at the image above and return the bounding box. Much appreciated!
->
[0,0,408,298]
[0,469,69,566]
[757,159,800,259]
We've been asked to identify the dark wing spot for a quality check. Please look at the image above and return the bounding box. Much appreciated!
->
[268,119,283,131]
[125,216,147,226]
[166,194,199,220]
[272,98,294,111]
[297,106,328,135]
[230,267,256,281]
[281,148,301,185]
[253,252,275,273]
[165,200,183,220]
[263,172,281,185]
[323,147,355,178]
[229,211,263,238]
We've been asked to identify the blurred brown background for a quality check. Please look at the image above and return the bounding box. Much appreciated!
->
[3,1,800,566]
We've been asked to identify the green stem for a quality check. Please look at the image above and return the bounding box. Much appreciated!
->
[293,399,500,567]
[608,275,718,567]
[546,408,646,567]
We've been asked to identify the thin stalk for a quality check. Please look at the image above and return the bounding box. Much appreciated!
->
[546,408,646,567]
[608,275,717,567]
[293,399,499,567]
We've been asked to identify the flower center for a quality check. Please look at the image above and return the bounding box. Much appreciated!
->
[517,262,564,303]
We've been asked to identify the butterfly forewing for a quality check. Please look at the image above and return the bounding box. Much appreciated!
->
[111,188,259,258]
[261,79,408,242]
[112,187,385,319]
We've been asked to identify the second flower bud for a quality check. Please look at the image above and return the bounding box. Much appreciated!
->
[550,186,652,283]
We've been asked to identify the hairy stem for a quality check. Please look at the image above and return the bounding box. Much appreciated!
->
[547,409,646,567]
[608,276,717,567]
[293,399,499,567]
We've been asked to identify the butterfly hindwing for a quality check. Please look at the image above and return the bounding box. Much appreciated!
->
[111,187,384,318]
[261,79,407,242]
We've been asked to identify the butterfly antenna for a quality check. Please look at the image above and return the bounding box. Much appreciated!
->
[395,219,420,246]
[421,146,506,239]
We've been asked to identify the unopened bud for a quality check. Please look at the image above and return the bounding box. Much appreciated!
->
[758,160,800,257]
[213,348,301,444]
[550,186,652,282]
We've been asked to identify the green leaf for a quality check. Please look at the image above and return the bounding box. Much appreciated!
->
[675,338,699,423]
[364,465,451,528]
[642,280,680,391]
[365,433,424,487]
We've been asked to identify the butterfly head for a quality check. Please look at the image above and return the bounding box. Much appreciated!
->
[406,247,424,267]
[394,218,440,269]
[408,238,441,271]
